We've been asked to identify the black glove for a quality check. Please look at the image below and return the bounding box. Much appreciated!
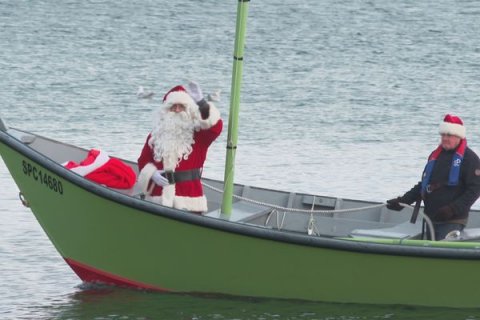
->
[434,205,455,221]
[386,197,404,211]
[197,99,210,119]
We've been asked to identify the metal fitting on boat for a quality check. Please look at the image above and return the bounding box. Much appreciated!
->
[19,192,29,207]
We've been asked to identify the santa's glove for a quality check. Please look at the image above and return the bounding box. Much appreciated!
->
[152,170,169,187]
[186,81,210,119]
[434,205,455,221]
[386,197,405,211]
[186,81,204,102]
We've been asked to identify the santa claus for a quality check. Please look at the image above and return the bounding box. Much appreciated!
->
[137,82,222,213]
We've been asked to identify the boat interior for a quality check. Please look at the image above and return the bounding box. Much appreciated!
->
[6,127,480,242]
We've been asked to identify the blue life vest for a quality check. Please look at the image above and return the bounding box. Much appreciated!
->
[421,139,467,195]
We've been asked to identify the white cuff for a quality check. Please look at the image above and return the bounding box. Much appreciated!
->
[138,163,157,194]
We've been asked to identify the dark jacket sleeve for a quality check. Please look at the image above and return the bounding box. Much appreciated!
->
[450,150,480,215]
[400,151,434,204]
[401,181,422,204]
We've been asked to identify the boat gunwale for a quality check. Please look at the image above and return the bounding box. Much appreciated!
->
[2,129,480,260]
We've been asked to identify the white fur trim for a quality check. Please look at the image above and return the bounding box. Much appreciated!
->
[145,194,207,212]
[161,184,175,207]
[196,102,221,130]
[68,150,110,176]
[137,163,157,194]
[164,91,196,109]
[143,185,175,207]
[173,195,208,212]
[439,122,466,139]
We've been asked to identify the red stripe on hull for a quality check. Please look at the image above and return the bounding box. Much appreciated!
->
[64,257,170,292]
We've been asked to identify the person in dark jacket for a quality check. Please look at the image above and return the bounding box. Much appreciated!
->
[387,114,480,240]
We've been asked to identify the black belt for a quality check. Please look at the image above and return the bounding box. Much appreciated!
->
[161,169,202,184]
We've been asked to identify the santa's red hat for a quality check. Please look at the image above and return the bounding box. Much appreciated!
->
[439,114,466,139]
[162,85,196,111]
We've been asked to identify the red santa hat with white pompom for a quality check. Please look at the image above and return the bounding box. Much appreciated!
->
[439,114,466,139]
[162,85,197,113]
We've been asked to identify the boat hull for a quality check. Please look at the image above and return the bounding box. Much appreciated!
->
[2,132,480,308]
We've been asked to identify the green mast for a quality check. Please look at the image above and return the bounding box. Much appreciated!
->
[221,0,250,214]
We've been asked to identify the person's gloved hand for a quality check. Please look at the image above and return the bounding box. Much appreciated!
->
[151,170,169,187]
[186,81,204,103]
[186,81,210,119]
[386,197,404,211]
[435,205,455,221]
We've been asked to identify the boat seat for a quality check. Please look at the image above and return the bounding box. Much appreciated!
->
[204,200,272,222]
[8,129,36,144]
[204,184,273,222]
[350,219,422,239]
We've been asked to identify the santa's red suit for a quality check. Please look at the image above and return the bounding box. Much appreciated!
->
[137,85,222,212]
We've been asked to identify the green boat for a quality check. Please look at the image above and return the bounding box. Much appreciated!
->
[2,120,480,308]
[3,1,480,309]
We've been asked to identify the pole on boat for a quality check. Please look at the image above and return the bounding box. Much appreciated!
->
[221,0,250,215]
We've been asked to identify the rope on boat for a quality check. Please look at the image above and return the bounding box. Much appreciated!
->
[264,209,286,230]
[400,202,435,241]
[202,181,386,214]
[202,182,436,239]
[307,196,321,235]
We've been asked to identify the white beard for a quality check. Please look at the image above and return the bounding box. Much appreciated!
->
[148,110,195,170]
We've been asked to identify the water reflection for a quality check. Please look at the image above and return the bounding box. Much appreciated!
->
[23,286,480,320]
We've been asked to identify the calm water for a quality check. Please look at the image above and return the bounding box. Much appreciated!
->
[1,0,480,319]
